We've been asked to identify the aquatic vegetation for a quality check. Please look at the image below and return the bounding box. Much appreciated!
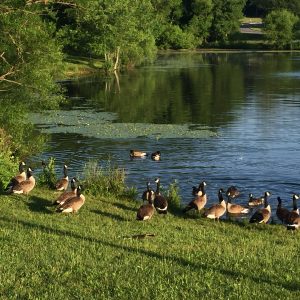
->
[82,160,127,197]
[166,179,182,213]
[29,110,217,139]
[37,157,57,189]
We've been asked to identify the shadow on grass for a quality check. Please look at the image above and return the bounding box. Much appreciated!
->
[26,196,53,214]
[0,215,299,293]
[90,209,129,222]
[112,202,137,212]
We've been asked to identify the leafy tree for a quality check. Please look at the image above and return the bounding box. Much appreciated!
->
[247,0,300,17]
[0,0,64,156]
[151,0,186,48]
[209,0,246,44]
[58,0,157,70]
[185,0,213,46]
[264,9,299,49]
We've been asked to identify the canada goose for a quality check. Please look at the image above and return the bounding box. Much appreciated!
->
[136,190,155,221]
[226,192,249,214]
[285,194,299,224]
[56,185,85,213]
[153,178,168,214]
[130,150,148,158]
[142,182,155,203]
[183,181,207,213]
[55,164,69,191]
[204,189,226,221]
[226,186,240,198]
[151,151,161,161]
[249,191,271,224]
[286,216,300,230]
[248,193,265,207]
[12,167,35,195]
[192,181,207,197]
[53,177,77,206]
[5,161,26,193]
[276,197,290,224]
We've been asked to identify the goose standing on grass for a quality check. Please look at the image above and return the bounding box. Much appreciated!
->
[136,189,155,221]
[142,182,154,203]
[55,164,69,191]
[285,194,299,225]
[204,189,227,221]
[276,197,290,224]
[183,181,207,213]
[53,177,77,206]
[153,178,168,214]
[56,185,85,213]
[248,193,265,207]
[249,191,272,224]
[226,192,249,215]
[286,216,300,230]
[226,186,240,198]
[151,151,161,161]
[130,150,148,158]
[5,161,26,193]
[12,167,35,195]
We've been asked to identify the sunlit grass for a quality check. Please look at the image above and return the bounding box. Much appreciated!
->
[0,187,299,299]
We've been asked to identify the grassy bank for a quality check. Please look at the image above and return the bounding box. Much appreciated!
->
[0,188,299,299]
[62,56,104,78]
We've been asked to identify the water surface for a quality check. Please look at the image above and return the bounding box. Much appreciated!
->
[30,52,300,221]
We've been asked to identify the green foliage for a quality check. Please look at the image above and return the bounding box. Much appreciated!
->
[264,9,299,49]
[58,0,157,68]
[166,179,182,213]
[248,0,300,17]
[0,1,65,158]
[82,160,127,197]
[37,157,57,189]
[157,24,197,49]
[0,128,17,191]
[209,0,246,44]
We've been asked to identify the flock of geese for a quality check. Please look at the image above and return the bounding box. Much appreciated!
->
[130,150,300,230]
[5,162,85,213]
[4,158,300,230]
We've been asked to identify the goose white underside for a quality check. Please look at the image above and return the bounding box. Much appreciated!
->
[61,208,73,213]
[206,214,217,219]
[157,206,168,211]
[12,190,23,194]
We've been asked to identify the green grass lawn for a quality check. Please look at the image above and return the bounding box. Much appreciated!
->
[0,188,299,299]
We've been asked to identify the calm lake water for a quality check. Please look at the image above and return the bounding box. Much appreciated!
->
[31,52,300,221]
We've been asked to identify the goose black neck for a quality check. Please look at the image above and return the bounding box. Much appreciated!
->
[156,181,160,194]
[264,194,269,208]
[201,183,206,196]
[292,196,298,210]
[64,166,68,177]
[218,190,224,202]
[227,194,232,203]
[277,197,282,207]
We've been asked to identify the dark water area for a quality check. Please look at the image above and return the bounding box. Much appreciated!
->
[30,52,300,221]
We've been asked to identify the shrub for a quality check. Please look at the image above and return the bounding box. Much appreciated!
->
[167,179,182,213]
[82,160,128,197]
[264,9,299,49]
[37,157,57,189]
[0,129,18,192]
